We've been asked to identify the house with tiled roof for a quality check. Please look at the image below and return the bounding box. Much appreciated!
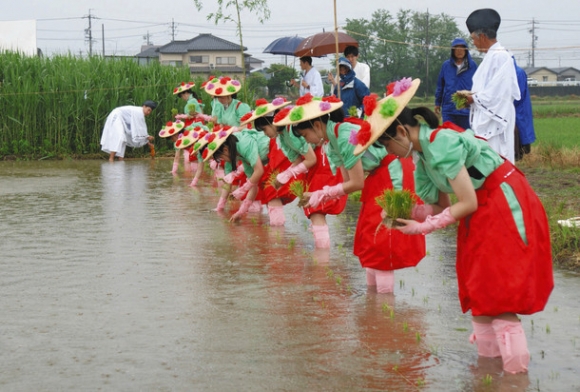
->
[135,33,263,78]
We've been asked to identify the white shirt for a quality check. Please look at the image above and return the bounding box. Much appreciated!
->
[470,42,520,163]
[100,106,149,157]
[353,62,370,88]
[300,66,324,97]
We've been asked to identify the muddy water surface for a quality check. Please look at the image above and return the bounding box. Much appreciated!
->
[0,159,579,391]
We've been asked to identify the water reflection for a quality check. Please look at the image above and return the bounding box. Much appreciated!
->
[0,160,578,391]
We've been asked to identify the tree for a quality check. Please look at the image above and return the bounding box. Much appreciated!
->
[344,8,465,96]
[265,64,297,98]
[193,0,270,85]
[246,71,268,101]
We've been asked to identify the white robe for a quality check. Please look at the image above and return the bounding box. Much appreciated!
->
[470,42,520,163]
[100,106,149,158]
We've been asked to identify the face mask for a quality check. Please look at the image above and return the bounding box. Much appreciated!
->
[412,151,420,165]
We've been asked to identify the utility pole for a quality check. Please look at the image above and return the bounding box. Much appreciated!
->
[84,9,97,57]
[102,24,105,57]
[143,31,152,45]
[425,10,430,95]
[529,18,538,67]
[170,19,176,41]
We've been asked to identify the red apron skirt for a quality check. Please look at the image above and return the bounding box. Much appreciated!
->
[257,139,298,205]
[456,161,553,316]
[303,145,347,218]
[354,155,426,270]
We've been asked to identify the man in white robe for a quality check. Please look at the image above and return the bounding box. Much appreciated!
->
[465,9,520,163]
[100,100,157,162]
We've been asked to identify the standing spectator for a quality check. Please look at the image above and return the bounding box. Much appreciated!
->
[434,38,478,130]
[465,8,520,163]
[332,57,370,117]
[344,45,370,88]
[290,56,324,97]
[100,100,157,162]
[513,60,536,160]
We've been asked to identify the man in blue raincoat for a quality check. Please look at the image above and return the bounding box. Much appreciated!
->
[513,59,536,160]
[332,57,370,117]
[434,38,478,129]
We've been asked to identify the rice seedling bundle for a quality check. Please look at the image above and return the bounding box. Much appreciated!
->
[375,189,414,228]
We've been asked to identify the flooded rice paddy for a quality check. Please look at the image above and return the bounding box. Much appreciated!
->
[0,159,579,391]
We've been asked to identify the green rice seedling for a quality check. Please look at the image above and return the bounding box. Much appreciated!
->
[403,321,409,332]
[382,303,391,313]
[266,169,280,189]
[375,189,414,228]
[554,306,559,312]
[348,105,358,118]
[423,296,428,304]
[335,275,342,285]
[412,288,416,297]
[416,378,425,387]
[288,239,296,249]
[289,180,309,206]
[415,332,421,343]
[483,374,493,385]
[546,324,551,333]
[400,279,405,289]
[390,309,394,319]
[326,268,334,278]
[451,90,471,110]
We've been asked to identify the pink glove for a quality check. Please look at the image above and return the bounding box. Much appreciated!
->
[209,160,218,171]
[276,162,308,184]
[223,165,244,184]
[232,179,256,200]
[171,162,179,175]
[397,207,456,235]
[213,196,227,212]
[189,177,198,187]
[411,204,434,222]
[230,198,253,221]
[307,183,345,209]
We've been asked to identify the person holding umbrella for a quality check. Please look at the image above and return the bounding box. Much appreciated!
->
[289,56,324,97]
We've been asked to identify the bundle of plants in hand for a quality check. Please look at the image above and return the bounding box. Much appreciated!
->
[375,189,414,228]
[289,180,309,207]
[266,169,280,189]
[451,90,471,110]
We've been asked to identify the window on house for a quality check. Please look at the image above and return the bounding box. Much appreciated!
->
[163,60,183,67]
[189,55,209,64]
[216,57,236,65]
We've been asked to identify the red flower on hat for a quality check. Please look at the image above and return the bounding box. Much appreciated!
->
[255,98,268,107]
[201,81,208,88]
[220,76,231,84]
[344,117,371,145]
[202,149,209,159]
[240,112,253,123]
[322,95,341,103]
[274,107,291,122]
[363,94,379,116]
[296,93,313,106]
[386,82,395,96]
[206,133,216,143]
[166,121,173,127]
[208,75,215,80]
[215,88,223,95]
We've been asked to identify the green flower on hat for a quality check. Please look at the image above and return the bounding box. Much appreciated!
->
[379,98,398,118]
[290,106,304,121]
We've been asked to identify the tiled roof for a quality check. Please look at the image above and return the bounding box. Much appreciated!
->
[135,45,160,58]
[190,65,245,73]
[159,34,246,54]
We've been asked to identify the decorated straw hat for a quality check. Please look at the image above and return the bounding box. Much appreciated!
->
[353,78,420,156]
[202,76,242,97]
[239,97,292,127]
[174,124,210,150]
[173,81,195,95]
[158,119,186,138]
[272,94,343,126]
[200,124,237,162]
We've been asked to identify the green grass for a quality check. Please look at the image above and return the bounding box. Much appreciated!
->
[534,117,580,148]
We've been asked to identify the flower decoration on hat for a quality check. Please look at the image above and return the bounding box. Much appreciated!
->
[174,124,210,149]
[353,77,421,156]
[239,97,291,127]
[273,93,343,127]
[158,120,185,138]
[344,117,372,146]
[173,81,195,95]
[203,76,242,97]
[202,125,238,162]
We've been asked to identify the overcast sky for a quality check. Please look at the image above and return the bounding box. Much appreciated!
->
[2,0,580,71]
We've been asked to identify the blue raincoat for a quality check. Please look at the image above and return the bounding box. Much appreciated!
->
[434,38,478,127]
